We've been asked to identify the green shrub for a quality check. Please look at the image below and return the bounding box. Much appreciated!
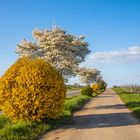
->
[81,86,93,96]
[0,57,66,121]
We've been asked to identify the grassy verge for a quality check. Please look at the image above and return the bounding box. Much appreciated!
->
[0,94,91,140]
[113,87,140,118]
[64,94,91,112]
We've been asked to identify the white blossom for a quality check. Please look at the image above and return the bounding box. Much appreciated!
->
[77,67,100,85]
[16,27,90,81]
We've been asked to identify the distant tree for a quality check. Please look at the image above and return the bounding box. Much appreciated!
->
[97,79,107,90]
[77,67,100,85]
[95,75,107,90]
[16,27,90,81]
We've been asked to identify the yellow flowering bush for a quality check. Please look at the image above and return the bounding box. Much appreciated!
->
[91,83,99,92]
[0,57,66,121]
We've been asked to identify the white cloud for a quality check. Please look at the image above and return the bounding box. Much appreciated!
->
[84,46,140,65]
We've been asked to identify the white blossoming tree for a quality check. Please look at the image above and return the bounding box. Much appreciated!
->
[16,27,90,81]
[77,67,100,85]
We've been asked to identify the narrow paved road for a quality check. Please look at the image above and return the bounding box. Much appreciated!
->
[66,90,80,98]
[41,89,140,140]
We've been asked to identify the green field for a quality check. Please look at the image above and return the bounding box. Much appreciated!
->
[113,87,140,119]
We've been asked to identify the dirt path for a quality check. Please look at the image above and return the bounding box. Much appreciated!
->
[40,89,140,140]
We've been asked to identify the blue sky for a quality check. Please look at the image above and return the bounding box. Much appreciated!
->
[0,0,140,87]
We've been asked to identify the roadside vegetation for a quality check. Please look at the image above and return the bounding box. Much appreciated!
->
[113,86,140,118]
[0,26,107,139]
[0,94,91,140]
[0,80,105,140]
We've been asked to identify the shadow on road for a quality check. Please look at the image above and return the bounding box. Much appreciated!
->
[91,104,127,110]
[62,112,139,129]
[96,95,113,98]
[80,104,128,111]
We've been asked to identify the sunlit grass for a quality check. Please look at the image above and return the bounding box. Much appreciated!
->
[113,87,140,118]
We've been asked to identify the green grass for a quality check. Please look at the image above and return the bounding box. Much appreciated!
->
[64,94,91,112]
[0,94,91,140]
[113,87,140,118]
[0,115,51,140]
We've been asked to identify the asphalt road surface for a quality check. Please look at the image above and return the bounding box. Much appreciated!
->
[41,89,140,140]
[66,90,81,98]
